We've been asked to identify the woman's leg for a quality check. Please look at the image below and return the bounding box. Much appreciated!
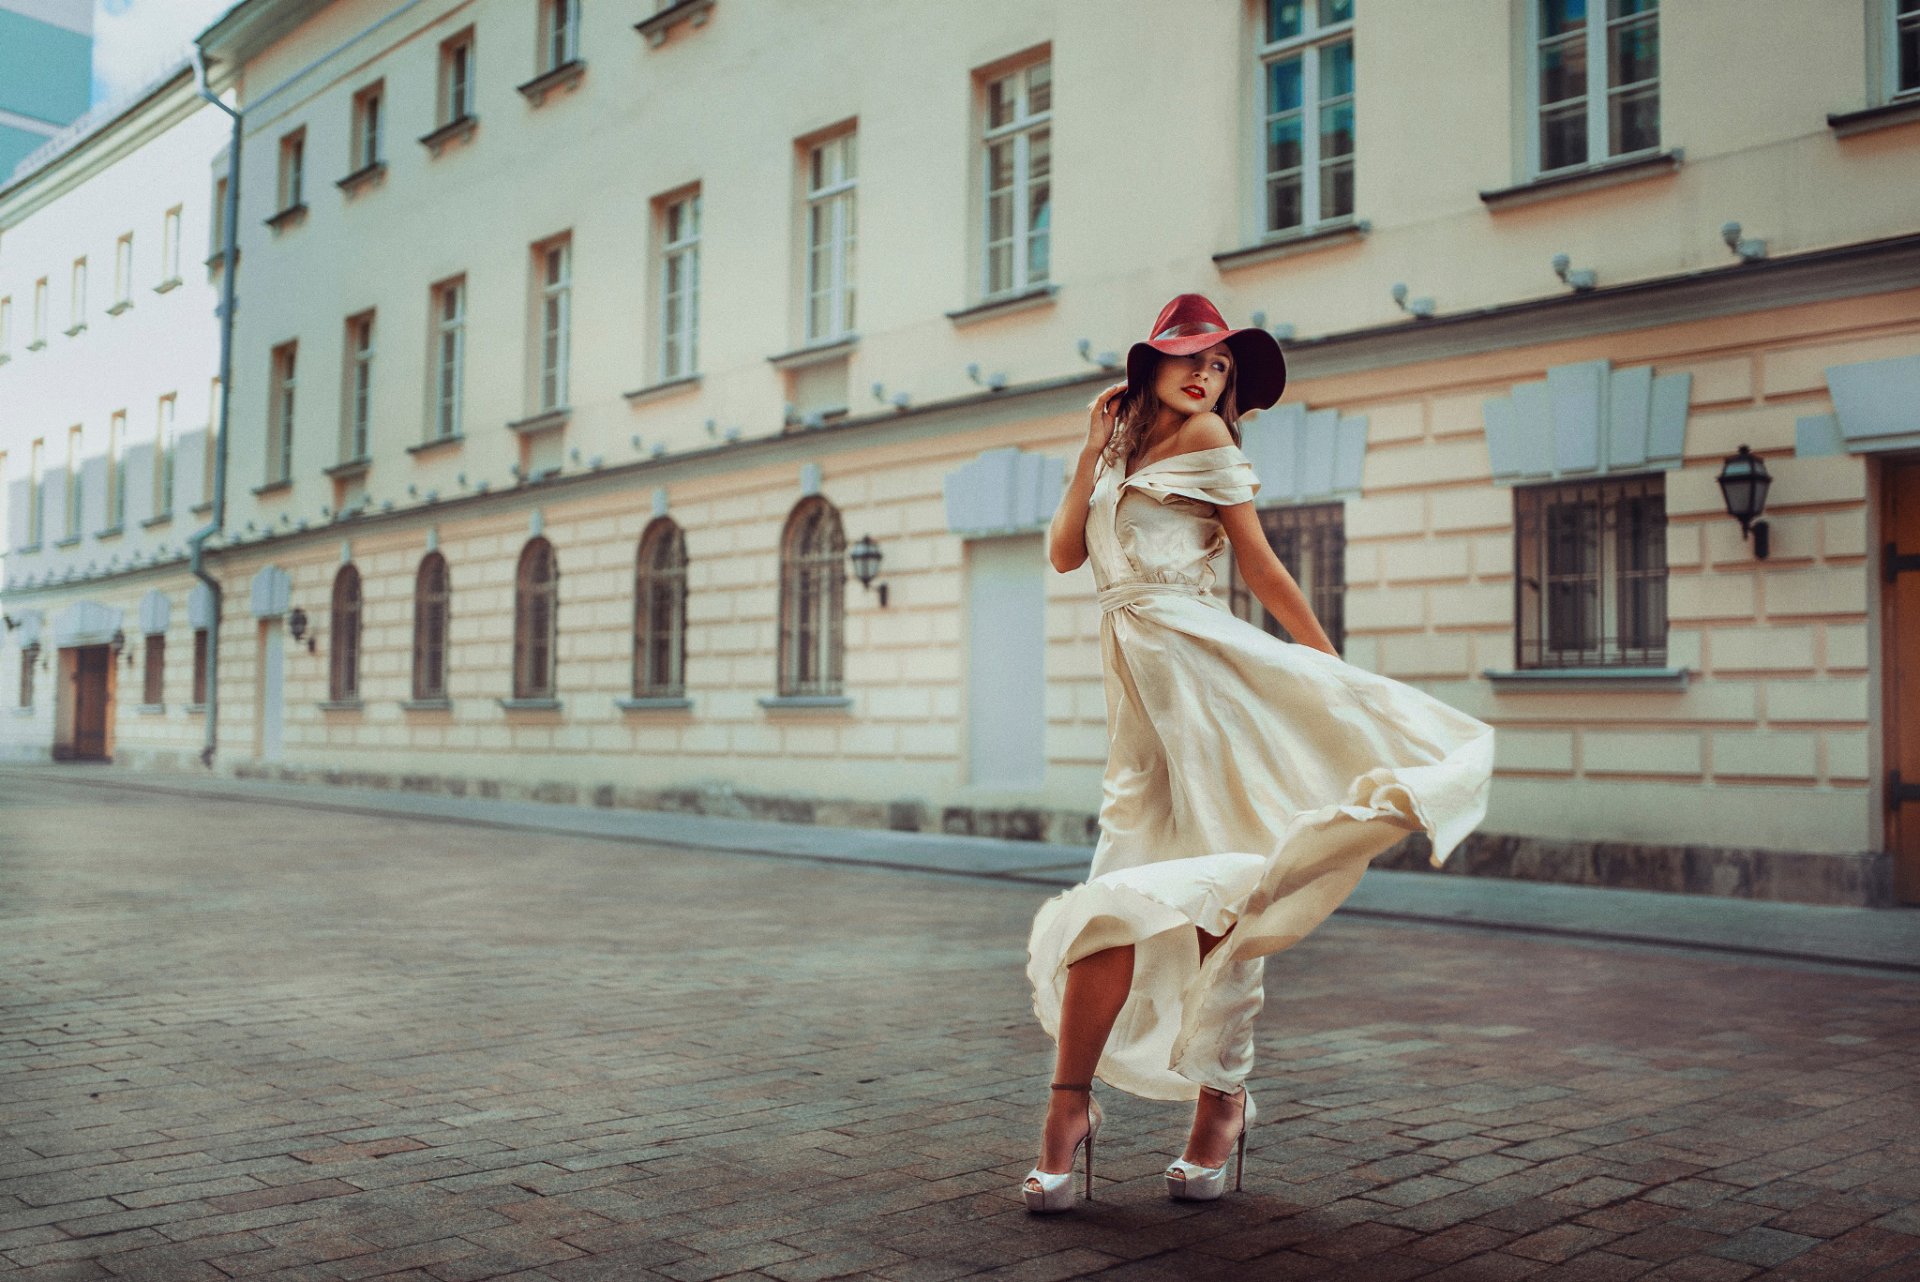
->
[1032,942,1133,1177]
[1181,926,1247,1167]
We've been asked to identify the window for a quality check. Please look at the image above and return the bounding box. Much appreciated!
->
[268,341,297,484]
[113,233,133,308]
[154,393,176,517]
[107,410,127,529]
[210,174,229,257]
[658,191,700,380]
[162,206,182,281]
[513,537,559,699]
[777,497,845,696]
[1514,473,1667,669]
[1226,502,1346,654]
[63,426,82,540]
[413,552,450,701]
[351,83,383,171]
[543,0,581,72]
[142,633,165,706]
[27,438,44,545]
[191,628,208,705]
[803,131,857,342]
[980,58,1050,298]
[1258,0,1354,234]
[68,258,86,331]
[534,237,570,410]
[277,128,306,211]
[440,29,476,124]
[204,376,221,503]
[0,295,10,357]
[329,564,362,702]
[430,276,465,440]
[1894,0,1920,96]
[1532,0,1659,176]
[634,519,687,697]
[32,277,48,346]
[18,645,37,708]
[344,312,374,460]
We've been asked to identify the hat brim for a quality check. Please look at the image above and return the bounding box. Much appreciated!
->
[1125,326,1287,413]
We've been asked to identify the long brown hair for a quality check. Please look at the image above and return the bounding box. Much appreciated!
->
[1099,349,1242,474]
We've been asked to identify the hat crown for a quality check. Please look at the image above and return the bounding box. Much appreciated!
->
[1149,293,1230,342]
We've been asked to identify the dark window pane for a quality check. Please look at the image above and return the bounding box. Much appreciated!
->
[1267,0,1303,42]
[1541,0,1586,38]
[1266,176,1303,231]
[1539,37,1586,105]
[1609,16,1657,86]
[1609,85,1659,154]
[1320,158,1354,219]
[1267,56,1303,114]
[1541,103,1587,169]
[1320,40,1354,100]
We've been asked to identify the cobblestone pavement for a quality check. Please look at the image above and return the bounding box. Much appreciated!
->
[3,773,1918,1282]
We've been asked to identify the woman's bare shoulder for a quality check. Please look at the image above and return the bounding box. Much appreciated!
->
[1178,412,1235,452]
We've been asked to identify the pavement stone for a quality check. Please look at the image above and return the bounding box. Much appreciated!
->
[1,770,1918,1281]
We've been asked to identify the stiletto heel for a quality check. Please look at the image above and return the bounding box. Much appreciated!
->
[1022,1082,1103,1212]
[1166,1084,1256,1201]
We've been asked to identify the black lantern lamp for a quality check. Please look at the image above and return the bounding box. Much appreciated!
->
[287,606,316,652]
[1715,444,1771,560]
[849,534,889,608]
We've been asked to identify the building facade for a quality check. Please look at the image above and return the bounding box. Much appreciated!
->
[3,0,1918,907]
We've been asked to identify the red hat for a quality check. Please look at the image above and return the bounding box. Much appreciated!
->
[1126,293,1287,412]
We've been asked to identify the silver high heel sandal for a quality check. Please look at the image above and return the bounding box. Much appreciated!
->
[1166,1084,1256,1200]
[1022,1082,1103,1212]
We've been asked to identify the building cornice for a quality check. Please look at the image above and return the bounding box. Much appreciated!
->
[197,0,338,77]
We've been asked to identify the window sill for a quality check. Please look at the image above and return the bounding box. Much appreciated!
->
[152,276,183,294]
[336,160,387,196]
[1213,218,1371,272]
[62,323,87,337]
[1827,95,1920,138]
[107,300,133,316]
[137,703,166,716]
[191,501,213,516]
[26,340,47,351]
[767,335,857,370]
[406,434,464,457]
[1480,148,1682,211]
[0,353,9,365]
[616,695,693,711]
[141,512,173,529]
[18,542,42,554]
[1482,665,1690,691]
[94,525,125,541]
[265,202,309,232]
[185,702,207,714]
[324,456,372,480]
[419,114,478,157]
[508,407,570,436]
[203,249,240,270]
[758,694,852,710]
[316,698,364,712]
[11,706,34,717]
[945,284,1057,327]
[400,697,452,712]
[53,535,81,548]
[635,0,715,46]
[516,58,586,106]
[623,373,701,406]
[252,479,292,497]
[499,697,562,712]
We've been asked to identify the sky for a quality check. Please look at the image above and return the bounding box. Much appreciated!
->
[89,0,241,109]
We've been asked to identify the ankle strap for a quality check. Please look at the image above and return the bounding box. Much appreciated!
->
[1050,1082,1091,1091]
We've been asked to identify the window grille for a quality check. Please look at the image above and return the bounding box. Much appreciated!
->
[413,552,450,701]
[330,564,362,701]
[1514,473,1667,668]
[777,499,845,696]
[1227,501,1346,653]
[634,519,687,697]
[513,538,559,699]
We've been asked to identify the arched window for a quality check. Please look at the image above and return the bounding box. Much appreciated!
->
[634,518,687,697]
[413,552,450,701]
[777,496,845,697]
[329,563,362,702]
[513,537,558,699]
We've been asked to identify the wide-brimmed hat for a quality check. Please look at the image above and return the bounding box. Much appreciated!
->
[1125,293,1287,412]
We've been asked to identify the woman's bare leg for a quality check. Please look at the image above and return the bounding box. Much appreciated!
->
[1031,943,1133,1177]
[1180,926,1247,1167]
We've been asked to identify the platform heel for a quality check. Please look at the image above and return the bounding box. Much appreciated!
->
[1166,1084,1256,1200]
[1022,1082,1102,1212]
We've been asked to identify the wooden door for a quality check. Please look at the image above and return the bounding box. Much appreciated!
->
[1888,456,1920,904]
[71,645,111,761]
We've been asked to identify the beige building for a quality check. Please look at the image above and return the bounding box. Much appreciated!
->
[3,0,1918,908]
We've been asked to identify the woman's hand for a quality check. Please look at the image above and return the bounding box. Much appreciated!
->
[1083,382,1127,458]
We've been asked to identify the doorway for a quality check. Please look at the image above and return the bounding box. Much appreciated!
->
[1885,455,1919,904]
[254,619,285,763]
[69,644,112,761]
[964,534,1045,788]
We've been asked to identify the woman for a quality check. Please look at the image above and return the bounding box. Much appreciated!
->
[1021,293,1495,1212]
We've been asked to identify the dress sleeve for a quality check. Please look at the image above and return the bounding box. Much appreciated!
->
[1125,446,1260,508]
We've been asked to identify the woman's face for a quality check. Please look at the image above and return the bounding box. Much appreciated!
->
[1151,343,1234,417]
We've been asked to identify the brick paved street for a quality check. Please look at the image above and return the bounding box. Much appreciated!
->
[3,773,1919,1281]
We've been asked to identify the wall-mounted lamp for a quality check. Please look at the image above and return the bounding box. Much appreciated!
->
[849,534,889,608]
[1076,338,1120,369]
[1551,253,1597,292]
[288,606,317,652]
[1721,221,1767,263]
[1391,282,1435,319]
[966,362,1008,391]
[110,628,127,660]
[1715,444,1772,560]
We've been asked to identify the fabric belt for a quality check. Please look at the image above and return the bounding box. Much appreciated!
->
[1097,580,1222,615]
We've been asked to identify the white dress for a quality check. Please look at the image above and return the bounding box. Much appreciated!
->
[1025,443,1496,1101]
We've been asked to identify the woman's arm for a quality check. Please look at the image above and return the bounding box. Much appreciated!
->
[1217,504,1339,656]
[1050,382,1127,573]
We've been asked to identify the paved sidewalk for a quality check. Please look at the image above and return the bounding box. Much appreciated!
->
[2,771,1918,1281]
[5,765,1916,974]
